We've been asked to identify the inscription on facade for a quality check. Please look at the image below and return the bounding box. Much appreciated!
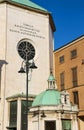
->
[9,23,45,39]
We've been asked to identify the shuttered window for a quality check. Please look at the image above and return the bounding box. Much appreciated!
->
[62,120,71,130]
[73,91,79,106]
[72,67,78,87]
[71,49,77,59]
[9,101,17,127]
[59,55,64,64]
[45,121,56,130]
[60,72,65,90]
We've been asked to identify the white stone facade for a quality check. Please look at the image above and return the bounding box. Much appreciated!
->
[0,1,79,130]
[29,91,79,130]
[0,2,54,130]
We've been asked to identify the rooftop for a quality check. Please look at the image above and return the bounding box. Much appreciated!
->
[54,35,84,52]
[0,0,56,31]
[11,0,47,12]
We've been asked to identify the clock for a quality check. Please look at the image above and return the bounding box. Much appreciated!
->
[17,40,35,60]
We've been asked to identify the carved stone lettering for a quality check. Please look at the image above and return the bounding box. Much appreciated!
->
[9,23,45,39]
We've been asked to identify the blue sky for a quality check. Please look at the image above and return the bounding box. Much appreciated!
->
[31,0,84,50]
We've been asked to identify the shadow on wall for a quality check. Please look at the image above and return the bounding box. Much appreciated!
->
[0,60,8,97]
[0,60,8,68]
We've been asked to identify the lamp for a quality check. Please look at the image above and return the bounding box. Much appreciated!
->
[41,111,46,118]
[18,66,25,73]
[30,61,37,69]
[18,60,37,73]
[18,60,25,73]
[17,40,37,130]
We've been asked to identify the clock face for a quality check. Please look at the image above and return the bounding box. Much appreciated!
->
[17,41,35,60]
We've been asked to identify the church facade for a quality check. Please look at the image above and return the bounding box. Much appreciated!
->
[0,0,55,130]
[0,0,78,130]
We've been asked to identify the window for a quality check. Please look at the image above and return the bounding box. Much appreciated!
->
[73,91,79,105]
[64,95,67,104]
[9,99,33,130]
[71,49,77,59]
[72,67,78,87]
[60,72,65,90]
[45,121,56,130]
[17,40,35,61]
[59,55,64,64]
[9,101,17,127]
[62,120,71,130]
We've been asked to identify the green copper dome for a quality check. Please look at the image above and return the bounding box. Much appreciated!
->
[32,89,61,107]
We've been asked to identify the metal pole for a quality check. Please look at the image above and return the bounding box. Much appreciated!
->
[26,61,29,130]
[38,107,40,130]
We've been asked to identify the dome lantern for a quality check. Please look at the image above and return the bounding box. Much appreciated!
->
[47,72,56,89]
